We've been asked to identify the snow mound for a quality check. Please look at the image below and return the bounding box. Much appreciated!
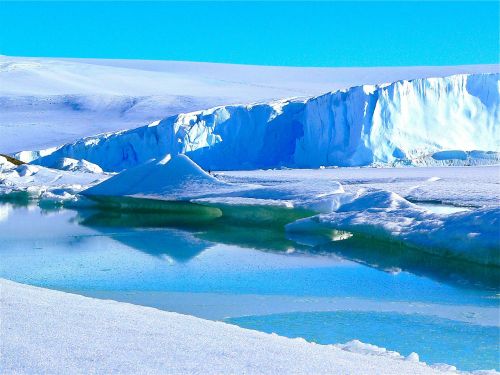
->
[27,73,500,171]
[287,190,500,266]
[82,154,230,200]
[337,339,406,360]
[37,157,103,174]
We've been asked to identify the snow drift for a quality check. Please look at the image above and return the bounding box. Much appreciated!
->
[286,190,500,266]
[82,154,226,199]
[27,73,500,171]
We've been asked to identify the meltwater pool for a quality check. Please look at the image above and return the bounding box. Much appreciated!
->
[0,203,498,371]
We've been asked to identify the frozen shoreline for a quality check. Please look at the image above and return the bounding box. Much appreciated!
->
[1,278,490,374]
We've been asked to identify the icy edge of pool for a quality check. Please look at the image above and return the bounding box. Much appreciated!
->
[287,190,500,266]
[225,310,500,372]
[1,278,496,375]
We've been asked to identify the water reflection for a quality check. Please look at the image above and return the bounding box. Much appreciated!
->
[78,208,307,255]
[1,201,498,372]
[306,235,500,291]
[77,204,500,291]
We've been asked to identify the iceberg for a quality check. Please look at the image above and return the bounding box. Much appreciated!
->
[79,154,349,228]
[82,154,230,200]
[3,55,496,153]
[82,154,349,215]
[26,73,500,171]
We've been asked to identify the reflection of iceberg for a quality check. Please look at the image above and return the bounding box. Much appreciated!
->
[197,221,304,252]
[80,212,212,262]
[78,208,306,254]
[305,235,500,291]
[80,204,498,292]
[109,229,212,263]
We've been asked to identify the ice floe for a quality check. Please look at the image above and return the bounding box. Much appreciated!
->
[0,157,107,205]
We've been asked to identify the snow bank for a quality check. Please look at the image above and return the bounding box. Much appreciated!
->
[287,190,500,266]
[29,73,500,171]
[1,278,475,374]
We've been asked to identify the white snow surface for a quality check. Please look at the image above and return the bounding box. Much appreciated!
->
[27,73,500,171]
[287,190,500,266]
[5,55,496,154]
[1,278,488,375]
[219,166,500,208]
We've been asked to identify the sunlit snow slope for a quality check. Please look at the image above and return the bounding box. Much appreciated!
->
[1,55,498,153]
[30,73,500,171]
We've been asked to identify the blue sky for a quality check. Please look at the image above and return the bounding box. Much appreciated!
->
[0,1,498,67]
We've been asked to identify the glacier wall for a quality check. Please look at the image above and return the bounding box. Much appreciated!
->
[30,73,500,171]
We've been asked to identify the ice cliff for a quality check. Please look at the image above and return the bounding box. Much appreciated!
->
[28,73,500,171]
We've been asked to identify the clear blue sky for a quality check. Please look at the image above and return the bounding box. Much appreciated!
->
[0,1,498,67]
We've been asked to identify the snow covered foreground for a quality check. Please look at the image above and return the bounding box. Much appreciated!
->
[25,72,500,171]
[5,56,495,154]
[1,278,490,375]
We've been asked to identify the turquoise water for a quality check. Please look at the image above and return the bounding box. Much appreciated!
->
[0,202,498,371]
[227,311,500,371]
